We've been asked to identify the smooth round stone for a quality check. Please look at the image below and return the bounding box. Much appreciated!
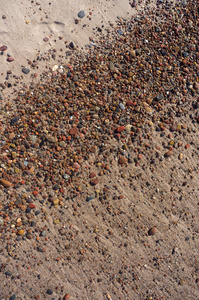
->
[78,10,85,18]
[0,179,12,188]
[164,151,173,158]
[52,65,58,71]
[0,45,8,51]
[22,67,30,74]
[47,289,53,295]
[7,57,14,62]
[148,226,157,236]
[0,217,4,225]
[119,103,125,110]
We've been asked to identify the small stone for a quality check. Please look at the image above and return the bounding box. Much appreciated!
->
[52,65,58,71]
[43,37,49,42]
[86,196,94,202]
[69,127,79,135]
[53,219,60,224]
[89,172,96,178]
[119,103,125,110]
[118,155,127,165]
[90,178,99,186]
[0,45,8,51]
[18,229,25,236]
[53,199,59,206]
[10,117,18,126]
[164,151,173,158]
[109,61,115,71]
[0,179,12,188]
[29,203,36,209]
[72,75,78,82]
[46,289,53,295]
[0,217,4,225]
[9,132,15,140]
[22,67,30,74]
[78,10,85,18]
[64,294,71,300]
[116,126,125,133]
[148,226,157,236]
[7,57,14,62]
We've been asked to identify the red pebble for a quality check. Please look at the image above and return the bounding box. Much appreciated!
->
[126,100,133,106]
[90,178,99,186]
[0,45,8,51]
[89,172,96,178]
[32,190,38,197]
[69,127,79,135]
[64,294,71,300]
[7,57,14,62]
[116,126,125,133]
[29,203,36,209]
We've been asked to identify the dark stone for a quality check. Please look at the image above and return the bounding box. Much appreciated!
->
[22,67,30,74]
[10,117,18,126]
[47,289,53,295]
[86,196,95,202]
[78,10,85,18]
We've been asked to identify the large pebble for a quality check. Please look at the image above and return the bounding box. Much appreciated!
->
[78,10,85,18]
[0,179,12,188]
[148,226,157,236]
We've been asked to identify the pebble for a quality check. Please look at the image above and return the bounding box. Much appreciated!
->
[10,117,18,126]
[118,156,127,165]
[78,10,85,18]
[63,295,71,300]
[43,37,49,42]
[22,67,30,74]
[86,196,95,202]
[46,289,53,295]
[7,57,14,62]
[69,127,79,135]
[119,103,125,110]
[0,217,4,225]
[90,178,99,186]
[0,179,12,188]
[164,151,173,158]
[8,132,15,140]
[0,45,7,51]
[148,227,157,236]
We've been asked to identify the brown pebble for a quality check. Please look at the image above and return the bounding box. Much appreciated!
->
[63,295,71,300]
[89,172,96,178]
[7,57,15,62]
[90,178,99,186]
[0,45,8,51]
[8,132,15,140]
[148,226,157,236]
[69,127,79,136]
[118,155,127,165]
[164,151,173,158]
[0,179,12,188]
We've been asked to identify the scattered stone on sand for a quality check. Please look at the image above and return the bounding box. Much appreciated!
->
[148,227,157,236]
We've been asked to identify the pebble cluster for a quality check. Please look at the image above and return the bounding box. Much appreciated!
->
[0,0,199,299]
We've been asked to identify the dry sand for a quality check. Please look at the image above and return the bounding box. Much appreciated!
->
[0,0,199,300]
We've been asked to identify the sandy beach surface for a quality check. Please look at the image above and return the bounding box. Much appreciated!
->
[0,0,199,299]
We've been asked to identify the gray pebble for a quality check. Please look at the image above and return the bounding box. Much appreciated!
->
[22,67,30,74]
[78,10,85,18]
[119,103,125,110]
